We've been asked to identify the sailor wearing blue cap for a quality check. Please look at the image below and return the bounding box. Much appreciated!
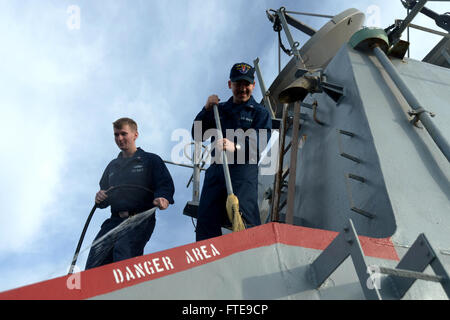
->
[192,62,272,241]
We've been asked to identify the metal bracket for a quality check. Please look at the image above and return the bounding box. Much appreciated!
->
[284,10,317,37]
[401,0,450,32]
[381,233,450,299]
[308,220,450,299]
[293,69,345,105]
[407,107,435,128]
[388,0,428,45]
[309,219,383,300]
[320,80,345,105]
[318,71,345,104]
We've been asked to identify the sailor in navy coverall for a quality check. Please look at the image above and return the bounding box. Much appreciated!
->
[85,118,175,269]
[192,63,272,241]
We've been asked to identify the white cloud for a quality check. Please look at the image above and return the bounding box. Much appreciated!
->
[0,1,105,253]
[0,110,65,251]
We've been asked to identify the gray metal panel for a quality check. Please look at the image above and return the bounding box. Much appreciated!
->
[89,243,408,300]
[348,47,450,252]
[274,42,450,247]
[284,43,450,299]
[372,46,450,162]
[286,44,398,238]
[259,40,450,264]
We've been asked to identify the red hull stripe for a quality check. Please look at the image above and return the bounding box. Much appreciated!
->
[0,223,398,300]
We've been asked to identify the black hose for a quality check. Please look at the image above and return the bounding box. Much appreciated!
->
[68,204,97,274]
[68,184,154,274]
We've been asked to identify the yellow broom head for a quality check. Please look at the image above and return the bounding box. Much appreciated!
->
[226,194,246,232]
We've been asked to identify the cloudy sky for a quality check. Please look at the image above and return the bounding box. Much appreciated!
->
[0,0,447,292]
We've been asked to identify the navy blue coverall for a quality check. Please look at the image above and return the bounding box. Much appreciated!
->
[85,147,175,269]
[192,96,272,241]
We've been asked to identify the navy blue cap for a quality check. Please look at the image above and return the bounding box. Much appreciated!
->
[229,62,255,83]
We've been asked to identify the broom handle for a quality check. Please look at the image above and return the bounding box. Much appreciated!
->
[213,104,234,196]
